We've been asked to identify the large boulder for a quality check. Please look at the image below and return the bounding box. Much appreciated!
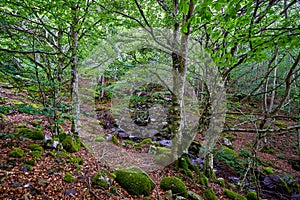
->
[160,176,188,198]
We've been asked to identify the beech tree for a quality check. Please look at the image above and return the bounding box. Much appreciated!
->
[0,0,106,135]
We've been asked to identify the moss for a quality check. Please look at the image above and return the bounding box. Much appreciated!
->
[25,159,35,166]
[134,138,153,148]
[0,113,7,120]
[203,189,218,200]
[224,189,247,200]
[221,133,236,141]
[8,147,25,158]
[92,172,109,189]
[154,147,172,165]
[75,157,84,165]
[22,164,33,171]
[263,167,274,175]
[29,144,44,152]
[63,172,76,183]
[246,191,259,200]
[274,121,287,128]
[214,178,225,188]
[15,127,44,140]
[109,185,118,195]
[220,146,238,159]
[197,173,209,187]
[30,151,41,160]
[95,135,106,142]
[112,134,120,145]
[177,156,194,179]
[115,167,155,196]
[61,134,81,153]
[160,176,187,198]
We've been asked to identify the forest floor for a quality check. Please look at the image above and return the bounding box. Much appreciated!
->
[0,89,300,200]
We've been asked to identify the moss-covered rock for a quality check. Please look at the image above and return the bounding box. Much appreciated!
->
[60,134,81,153]
[92,172,109,189]
[30,151,41,160]
[177,156,194,179]
[134,138,153,148]
[115,166,155,196]
[29,144,44,152]
[224,189,247,200]
[203,189,218,200]
[63,172,76,183]
[8,147,25,158]
[197,173,209,187]
[160,176,188,198]
[15,127,44,140]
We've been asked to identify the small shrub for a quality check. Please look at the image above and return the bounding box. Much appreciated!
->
[8,147,24,158]
[160,176,187,197]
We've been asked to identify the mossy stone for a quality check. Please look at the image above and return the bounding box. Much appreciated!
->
[30,151,41,160]
[160,176,188,198]
[8,147,25,158]
[203,189,218,200]
[29,144,44,152]
[63,172,76,183]
[197,173,209,187]
[224,189,247,200]
[92,172,109,189]
[61,134,81,153]
[115,167,155,196]
[16,127,44,140]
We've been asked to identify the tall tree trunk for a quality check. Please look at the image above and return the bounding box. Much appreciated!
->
[70,4,81,135]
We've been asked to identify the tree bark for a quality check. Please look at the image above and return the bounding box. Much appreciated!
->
[70,4,81,135]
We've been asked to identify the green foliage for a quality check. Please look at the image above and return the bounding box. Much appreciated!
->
[160,176,187,198]
[0,105,13,114]
[109,185,118,195]
[63,172,76,183]
[224,189,247,200]
[246,191,259,200]
[15,127,44,140]
[115,167,155,196]
[29,151,41,160]
[29,144,44,152]
[203,189,218,200]
[8,148,25,158]
[263,167,274,175]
